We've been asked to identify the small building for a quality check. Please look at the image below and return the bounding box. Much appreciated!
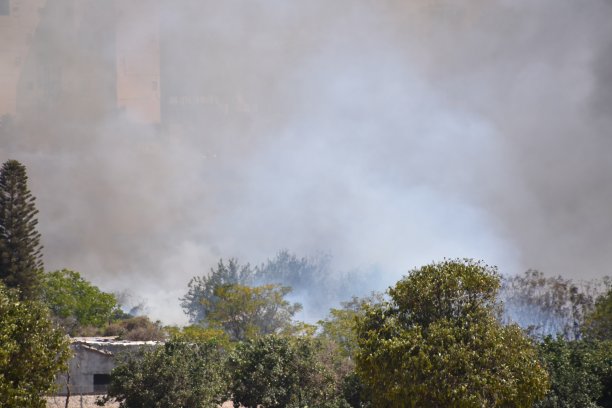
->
[56,337,160,396]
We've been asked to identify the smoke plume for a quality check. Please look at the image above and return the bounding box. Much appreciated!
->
[1,0,611,323]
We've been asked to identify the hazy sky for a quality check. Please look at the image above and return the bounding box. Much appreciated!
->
[2,0,611,323]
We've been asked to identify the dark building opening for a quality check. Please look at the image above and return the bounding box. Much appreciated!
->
[93,374,111,393]
[0,0,10,16]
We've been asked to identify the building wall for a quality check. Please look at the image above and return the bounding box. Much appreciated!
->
[56,340,158,396]
[57,344,115,395]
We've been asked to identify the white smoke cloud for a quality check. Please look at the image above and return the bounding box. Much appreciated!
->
[1,0,611,323]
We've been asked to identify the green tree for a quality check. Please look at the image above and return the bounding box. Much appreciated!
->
[41,269,119,334]
[318,295,382,408]
[536,337,612,408]
[100,340,228,408]
[584,287,612,341]
[229,335,348,408]
[206,283,302,341]
[181,258,253,323]
[0,160,44,299]
[355,259,549,408]
[318,294,384,359]
[0,283,71,407]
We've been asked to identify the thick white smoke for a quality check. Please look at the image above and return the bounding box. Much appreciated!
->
[1,0,611,323]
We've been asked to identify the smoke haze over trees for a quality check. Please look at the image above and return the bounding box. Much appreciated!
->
[1,0,612,322]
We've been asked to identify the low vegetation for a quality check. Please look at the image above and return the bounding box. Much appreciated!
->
[99,341,228,408]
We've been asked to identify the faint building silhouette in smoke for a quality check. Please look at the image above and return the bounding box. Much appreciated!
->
[158,1,258,142]
[16,0,117,122]
[1,0,484,129]
[1,0,161,124]
[115,0,161,124]
[0,0,45,116]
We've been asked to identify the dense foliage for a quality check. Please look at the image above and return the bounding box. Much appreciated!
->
[316,295,384,407]
[205,283,301,341]
[356,259,549,407]
[584,287,612,341]
[536,337,612,408]
[108,257,612,407]
[0,160,44,300]
[0,283,71,408]
[101,340,228,408]
[318,294,384,359]
[42,269,119,334]
[181,258,253,323]
[229,335,348,408]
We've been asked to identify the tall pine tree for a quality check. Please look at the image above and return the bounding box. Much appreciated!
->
[0,160,43,299]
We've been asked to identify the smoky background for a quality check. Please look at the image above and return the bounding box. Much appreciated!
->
[1,0,611,323]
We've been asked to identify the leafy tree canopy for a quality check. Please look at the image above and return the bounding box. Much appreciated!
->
[206,283,302,341]
[181,258,253,323]
[536,336,612,408]
[318,293,384,359]
[41,269,119,334]
[101,340,228,408]
[356,259,549,408]
[584,287,612,341]
[229,335,349,408]
[0,159,43,299]
[317,294,384,408]
[0,283,71,408]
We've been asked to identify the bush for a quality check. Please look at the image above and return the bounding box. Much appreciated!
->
[229,335,349,408]
[100,340,228,408]
[0,284,71,407]
[537,337,612,408]
[41,269,119,335]
[584,287,612,341]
